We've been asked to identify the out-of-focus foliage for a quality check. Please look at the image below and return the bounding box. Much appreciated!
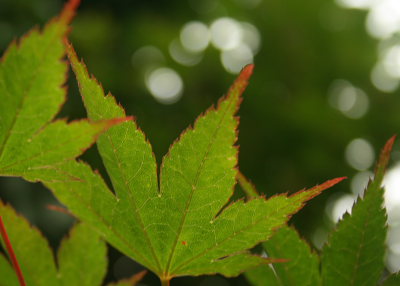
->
[1,0,400,285]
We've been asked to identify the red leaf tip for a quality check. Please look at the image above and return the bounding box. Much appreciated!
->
[375,135,396,178]
[382,135,396,158]
[321,177,347,189]
[239,64,254,83]
[60,0,81,24]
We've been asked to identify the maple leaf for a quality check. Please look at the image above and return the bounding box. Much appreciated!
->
[44,43,344,284]
[0,0,127,183]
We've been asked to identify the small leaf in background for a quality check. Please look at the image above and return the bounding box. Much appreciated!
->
[0,202,145,285]
[0,0,126,183]
[57,223,107,286]
[245,262,280,286]
[43,43,344,284]
[0,202,107,286]
[0,203,145,286]
[260,226,321,286]
[321,136,395,286]
[239,172,322,286]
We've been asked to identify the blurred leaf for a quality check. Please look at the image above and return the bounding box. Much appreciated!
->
[0,202,107,286]
[382,273,400,286]
[261,226,320,286]
[58,223,107,286]
[245,262,280,286]
[240,174,321,286]
[0,253,19,286]
[321,136,395,286]
[106,270,147,286]
[0,0,124,183]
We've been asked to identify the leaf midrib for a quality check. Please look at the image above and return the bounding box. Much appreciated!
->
[102,130,163,273]
[163,97,236,277]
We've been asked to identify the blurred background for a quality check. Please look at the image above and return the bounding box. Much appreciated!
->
[1,0,400,284]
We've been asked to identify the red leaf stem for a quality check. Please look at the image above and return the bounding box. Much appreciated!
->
[0,216,26,286]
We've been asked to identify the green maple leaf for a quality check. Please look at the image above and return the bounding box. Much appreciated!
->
[0,0,126,183]
[0,203,146,286]
[44,44,344,284]
[244,137,395,286]
[321,136,395,286]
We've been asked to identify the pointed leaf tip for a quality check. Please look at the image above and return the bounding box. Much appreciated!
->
[129,270,148,284]
[60,0,81,24]
[294,177,346,197]
[239,64,254,82]
[375,135,396,180]
[226,64,254,102]
[321,177,347,189]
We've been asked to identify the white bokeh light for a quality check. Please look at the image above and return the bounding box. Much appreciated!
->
[180,21,210,53]
[131,46,165,69]
[371,63,400,93]
[145,67,183,104]
[383,163,400,272]
[366,0,400,39]
[169,40,203,67]
[351,171,373,196]
[383,45,400,78]
[221,43,254,74]
[210,17,243,51]
[336,0,376,9]
[240,22,261,54]
[383,163,400,222]
[328,80,370,119]
[326,193,356,223]
[345,138,375,171]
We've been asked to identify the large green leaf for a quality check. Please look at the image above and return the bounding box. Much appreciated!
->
[0,202,107,286]
[0,0,124,183]
[321,136,395,286]
[44,44,344,283]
